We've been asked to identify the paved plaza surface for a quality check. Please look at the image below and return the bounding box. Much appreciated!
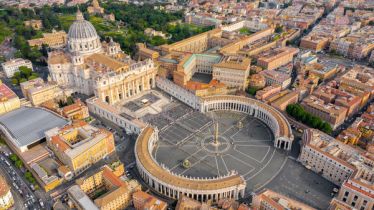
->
[123,92,161,112]
[146,103,288,192]
[265,158,337,209]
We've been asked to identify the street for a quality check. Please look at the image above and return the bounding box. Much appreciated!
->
[0,152,45,210]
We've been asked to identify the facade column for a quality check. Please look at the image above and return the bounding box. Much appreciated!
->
[152,74,156,87]
[132,80,136,95]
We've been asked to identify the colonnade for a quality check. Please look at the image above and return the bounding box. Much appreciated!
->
[200,96,293,151]
[137,166,245,202]
[97,73,156,105]
[135,127,246,203]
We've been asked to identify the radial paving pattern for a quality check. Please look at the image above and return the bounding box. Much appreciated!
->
[153,109,288,192]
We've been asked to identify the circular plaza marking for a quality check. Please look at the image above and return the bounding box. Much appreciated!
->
[153,109,288,192]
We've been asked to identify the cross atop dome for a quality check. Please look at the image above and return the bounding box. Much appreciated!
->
[76,7,84,21]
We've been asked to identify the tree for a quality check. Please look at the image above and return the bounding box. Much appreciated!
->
[19,66,33,77]
[25,171,36,184]
[275,25,283,33]
[19,78,27,84]
[247,87,257,95]
[9,154,18,162]
[15,160,23,169]
[286,104,332,134]
[320,122,332,134]
[11,78,18,85]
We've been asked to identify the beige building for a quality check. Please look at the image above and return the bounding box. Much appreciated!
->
[330,26,374,60]
[76,163,139,210]
[28,30,67,49]
[0,176,14,210]
[1,58,33,78]
[136,43,159,61]
[299,129,357,185]
[24,19,43,30]
[300,35,330,52]
[68,161,142,210]
[0,80,21,115]
[176,195,216,210]
[329,198,355,210]
[255,85,282,101]
[337,178,373,210]
[302,95,347,129]
[299,129,373,210]
[252,189,316,210]
[306,62,338,81]
[20,78,65,106]
[249,74,266,89]
[46,121,115,175]
[172,53,221,87]
[87,0,104,14]
[339,65,374,98]
[133,191,167,210]
[270,90,299,111]
[212,56,251,90]
[61,99,89,120]
[257,47,299,70]
[259,70,292,90]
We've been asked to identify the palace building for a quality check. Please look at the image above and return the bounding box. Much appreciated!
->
[47,9,157,105]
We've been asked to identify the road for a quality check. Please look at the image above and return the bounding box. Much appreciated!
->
[0,166,26,210]
[0,152,45,210]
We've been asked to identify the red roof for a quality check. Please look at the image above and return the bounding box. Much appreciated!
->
[0,82,17,101]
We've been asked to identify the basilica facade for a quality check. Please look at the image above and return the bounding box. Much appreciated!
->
[48,9,157,105]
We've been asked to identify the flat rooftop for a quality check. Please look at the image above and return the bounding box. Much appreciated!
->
[0,107,68,148]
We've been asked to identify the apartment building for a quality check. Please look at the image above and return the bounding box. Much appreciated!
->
[133,191,167,210]
[300,36,330,52]
[257,47,299,70]
[0,176,14,210]
[302,95,347,129]
[252,189,316,210]
[270,90,299,111]
[312,84,362,117]
[249,74,266,89]
[255,85,282,101]
[300,129,373,210]
[306,62,338,81]
[330,26,374,60]
[299,129,357,185]
[337,178,373,210]
[339,65,374,98]
[259,70,292,90]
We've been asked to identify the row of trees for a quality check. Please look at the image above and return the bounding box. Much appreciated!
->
[286,104,333,134]
[9,153,38,189]
[9,154,23,169]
